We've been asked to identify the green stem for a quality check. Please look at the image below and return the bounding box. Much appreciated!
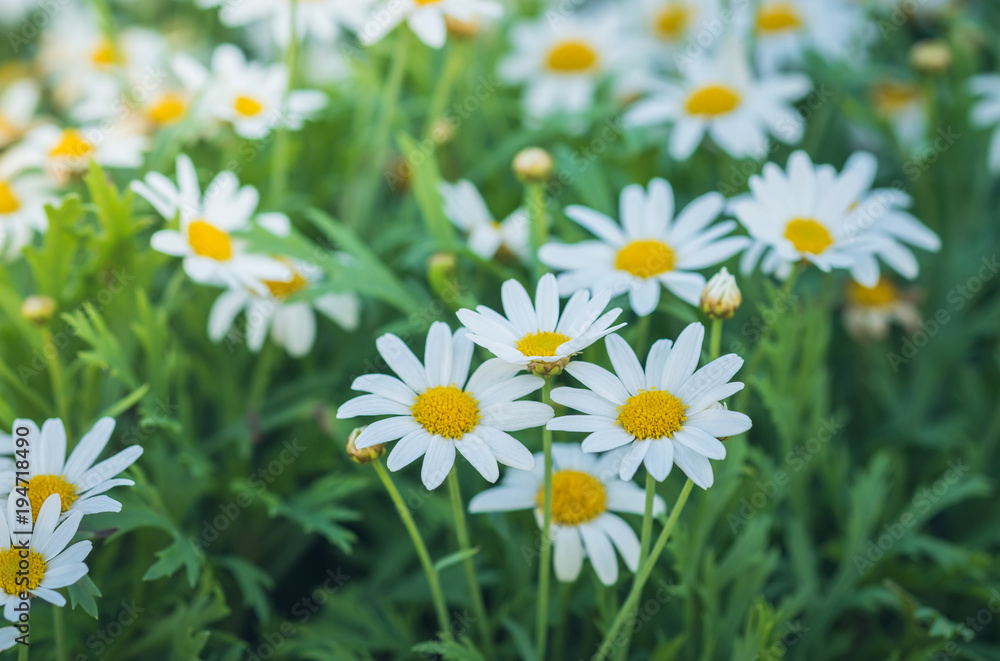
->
[349,30,409,229]
[446,470,492,655]
[269,0,300,206]
[615,472,657,661]
[423,44,465,140]
[552,582,572,661]
[41,328,69,428]
[709,318,722,362]
[372,460,451,638]
[535,378,555,661]
[526,183,548,279]
[633,314,652,357]
[17,640,27,661]
[53,605,66,661]
[593,479,695,661]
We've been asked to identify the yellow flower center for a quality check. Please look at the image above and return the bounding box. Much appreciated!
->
[684,84,742,117]
[187,220,233,261]
[615,239,676,279]
[0,548,46,595]
[654,4,691,40]
[0,181,21,214]
[414,0,442,4]
[516,331,571,357]
[49,129,95,160]
[411,385,481,439]
[847,277,899,307]
[784,218,834,255]
[617,388,687,440]
[147,93,187,125]
[90,39,122,68]
[26,474,78,522]
[536,469,607,526]
[870,81,918,115]
[263,268,309,300]
[755,2,804,33]
[233,95,265,118]
[545,40,600,74]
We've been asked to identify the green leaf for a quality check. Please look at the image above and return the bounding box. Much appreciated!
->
[218,556,275,623]
[142,537,203,587]
[433,547,480,573]
[412,637,487,661]
[68,575,102,619]
[23,195,85,300]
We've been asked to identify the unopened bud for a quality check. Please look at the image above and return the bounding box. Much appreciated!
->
[21,296,56,325]
[910,40,951,74]
[445,15,482,40]
[528,356,570,378]
[430,118,455,144]
[513,147,553,183]
[700,268,741,320]
[346,427,384,464]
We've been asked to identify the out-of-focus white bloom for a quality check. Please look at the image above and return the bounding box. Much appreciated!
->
[843,277,921,342]
[197,0,373,46]
[630,0,723,67]
[439,180,530,262]
[968,74,1000,175]
[499,12,631,121]
[131,154,293,293]
[362,0,502,49]
[869,80,927,153]
[173,44,326,139]
[748,0,868,74]
[11,124,148,183]
[0,151,56,262]
[625,39,811,160]
[0,0,33,24]
[0,80,40,148]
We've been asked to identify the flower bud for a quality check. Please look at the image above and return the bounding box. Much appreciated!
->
[910,40,951,74]
[513,147,553,184]
[445,15,481,40]
[346,427,384,464]
[21,296,56,325]
[528,355,570,378]
[700,268,741,320]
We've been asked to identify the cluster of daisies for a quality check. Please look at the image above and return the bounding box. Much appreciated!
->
[338,273,752,584]
[0,418,142,649]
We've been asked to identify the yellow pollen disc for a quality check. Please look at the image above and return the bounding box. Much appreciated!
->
[615,239,676,279]
[0,548,46,595]
[545,40,600,73]
[91,39,122,68]
[536,470,607,526]
[147,93,187,125]
[516,331,571,358]
[870,82,918,114]
[654,4,691,40]
[617,388,687,440]
[847,277,899,307]
[0,181,21,214]
[49,129,95,160]
[411,385,481,439]
[233,95,265,118]
[187,220,234,261]
[784,218,834,255]
[684,84,742,117]
[755,2,803,33]
[26,474,78,522]
[263,268,308,299]
[414,0,442,4]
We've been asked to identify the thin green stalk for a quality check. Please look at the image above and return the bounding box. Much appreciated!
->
[349,31,409,229]
[526,183,548,279]
[615,472,657,661]
[41,328,69,428]
[269,0,300,205]
[552,582,572,661]
[446,470,492,655]
[709,318,722,362]
[53,605,66,661]
[18,640,27,661]
[423,44,465,139]
[633,314,652,356]
[593,479,695,661]
[372,460,451,638]
[535,378,555,661]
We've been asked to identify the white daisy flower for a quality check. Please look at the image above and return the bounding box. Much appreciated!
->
[0,0,32,24]
[498,12,630,120]
[11,124,148,183]
[337,322,551,490]
[749,0,867,74]
[183,44,326,139]
[548,325,751,487]
[439,179,530,262]
[843,277,921,342]
[0,627,16,651]
[456,273,625,375]
[208,216,361,358]
[625,38,811,160]
[197,0,373,46]
[733,150,939,285]
[0,151,57,262]
[131,154,294,294]
[539,179,749,316]
[0,493,92,622]
[631,0,723,66]
[0,418,142,523]
[0,80,40,149]
[968,74,1000,175]
[362,0,502,49]
[469,444,665,586]
[869,79,927,153]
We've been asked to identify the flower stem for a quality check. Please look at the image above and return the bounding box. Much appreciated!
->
[615,472,656,661]
[592,479,695,661]
[371,459,451,638]
[526,183,548,279]
[423,44,465,140]
[633,314,652,356]
[18,641,27,661]
[53,605,66,661]
[41,328,69,427]
[535,378,555,661]
[269,0,300,206]
[446,469,492,656]
[709,318,723,361]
